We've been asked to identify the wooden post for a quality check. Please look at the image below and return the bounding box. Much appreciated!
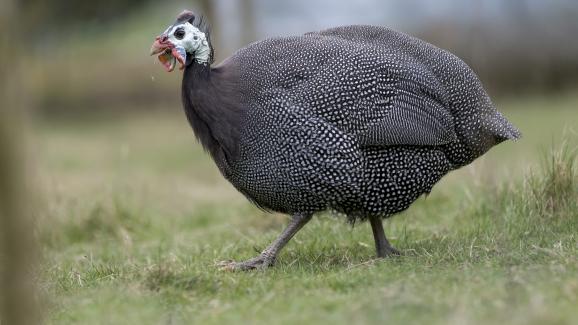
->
[0,0,39,324]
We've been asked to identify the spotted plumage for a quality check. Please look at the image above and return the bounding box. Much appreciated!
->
[152,12,520,269]
[224,25,520,218]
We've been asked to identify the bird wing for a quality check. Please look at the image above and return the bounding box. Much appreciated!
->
[304,26,458,147]
[355,77,458,147]
[235,26,458,148]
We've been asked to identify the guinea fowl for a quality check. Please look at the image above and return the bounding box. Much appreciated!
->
[150,11,520,270]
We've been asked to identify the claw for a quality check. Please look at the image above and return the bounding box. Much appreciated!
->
[216,256,275,271]
[215,260,234,269]
[386,247,402,256]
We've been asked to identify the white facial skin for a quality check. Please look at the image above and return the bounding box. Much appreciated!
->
[165,22,210,63]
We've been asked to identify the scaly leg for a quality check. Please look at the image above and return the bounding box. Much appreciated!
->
[369,215,401,258]
[219,213,312,271]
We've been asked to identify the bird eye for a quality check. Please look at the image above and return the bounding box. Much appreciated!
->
[193,36,199,40]
[174,28,185,40]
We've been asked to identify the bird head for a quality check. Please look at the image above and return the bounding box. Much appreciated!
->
[150,10,212,72]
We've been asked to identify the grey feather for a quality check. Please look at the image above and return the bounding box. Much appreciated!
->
[181,24,521,219]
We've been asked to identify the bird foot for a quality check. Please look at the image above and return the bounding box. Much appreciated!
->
[377,246,402,258]
[217,255,275,271]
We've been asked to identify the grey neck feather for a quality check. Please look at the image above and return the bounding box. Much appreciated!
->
[181,61,245,175]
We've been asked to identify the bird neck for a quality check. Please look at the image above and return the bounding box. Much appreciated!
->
[181,60,245,174]
[194,45,212,64]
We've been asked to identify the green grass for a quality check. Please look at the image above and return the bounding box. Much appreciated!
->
[34,94,578,324]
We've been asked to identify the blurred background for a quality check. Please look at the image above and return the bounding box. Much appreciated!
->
[18,0,578,117]
[1,0,577,322]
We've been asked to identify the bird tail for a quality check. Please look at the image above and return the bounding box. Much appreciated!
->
[490,111,521,143]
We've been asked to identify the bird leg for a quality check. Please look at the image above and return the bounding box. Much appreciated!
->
[369,216,401,258]
[219,213,312,271]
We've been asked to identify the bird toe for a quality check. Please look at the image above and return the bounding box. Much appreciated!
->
[216,256,275,271]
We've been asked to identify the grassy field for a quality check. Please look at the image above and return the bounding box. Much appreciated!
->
[34,94,577,324]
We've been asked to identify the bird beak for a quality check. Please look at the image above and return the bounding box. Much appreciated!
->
[150,35,170,56]
[150,35,187,72]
